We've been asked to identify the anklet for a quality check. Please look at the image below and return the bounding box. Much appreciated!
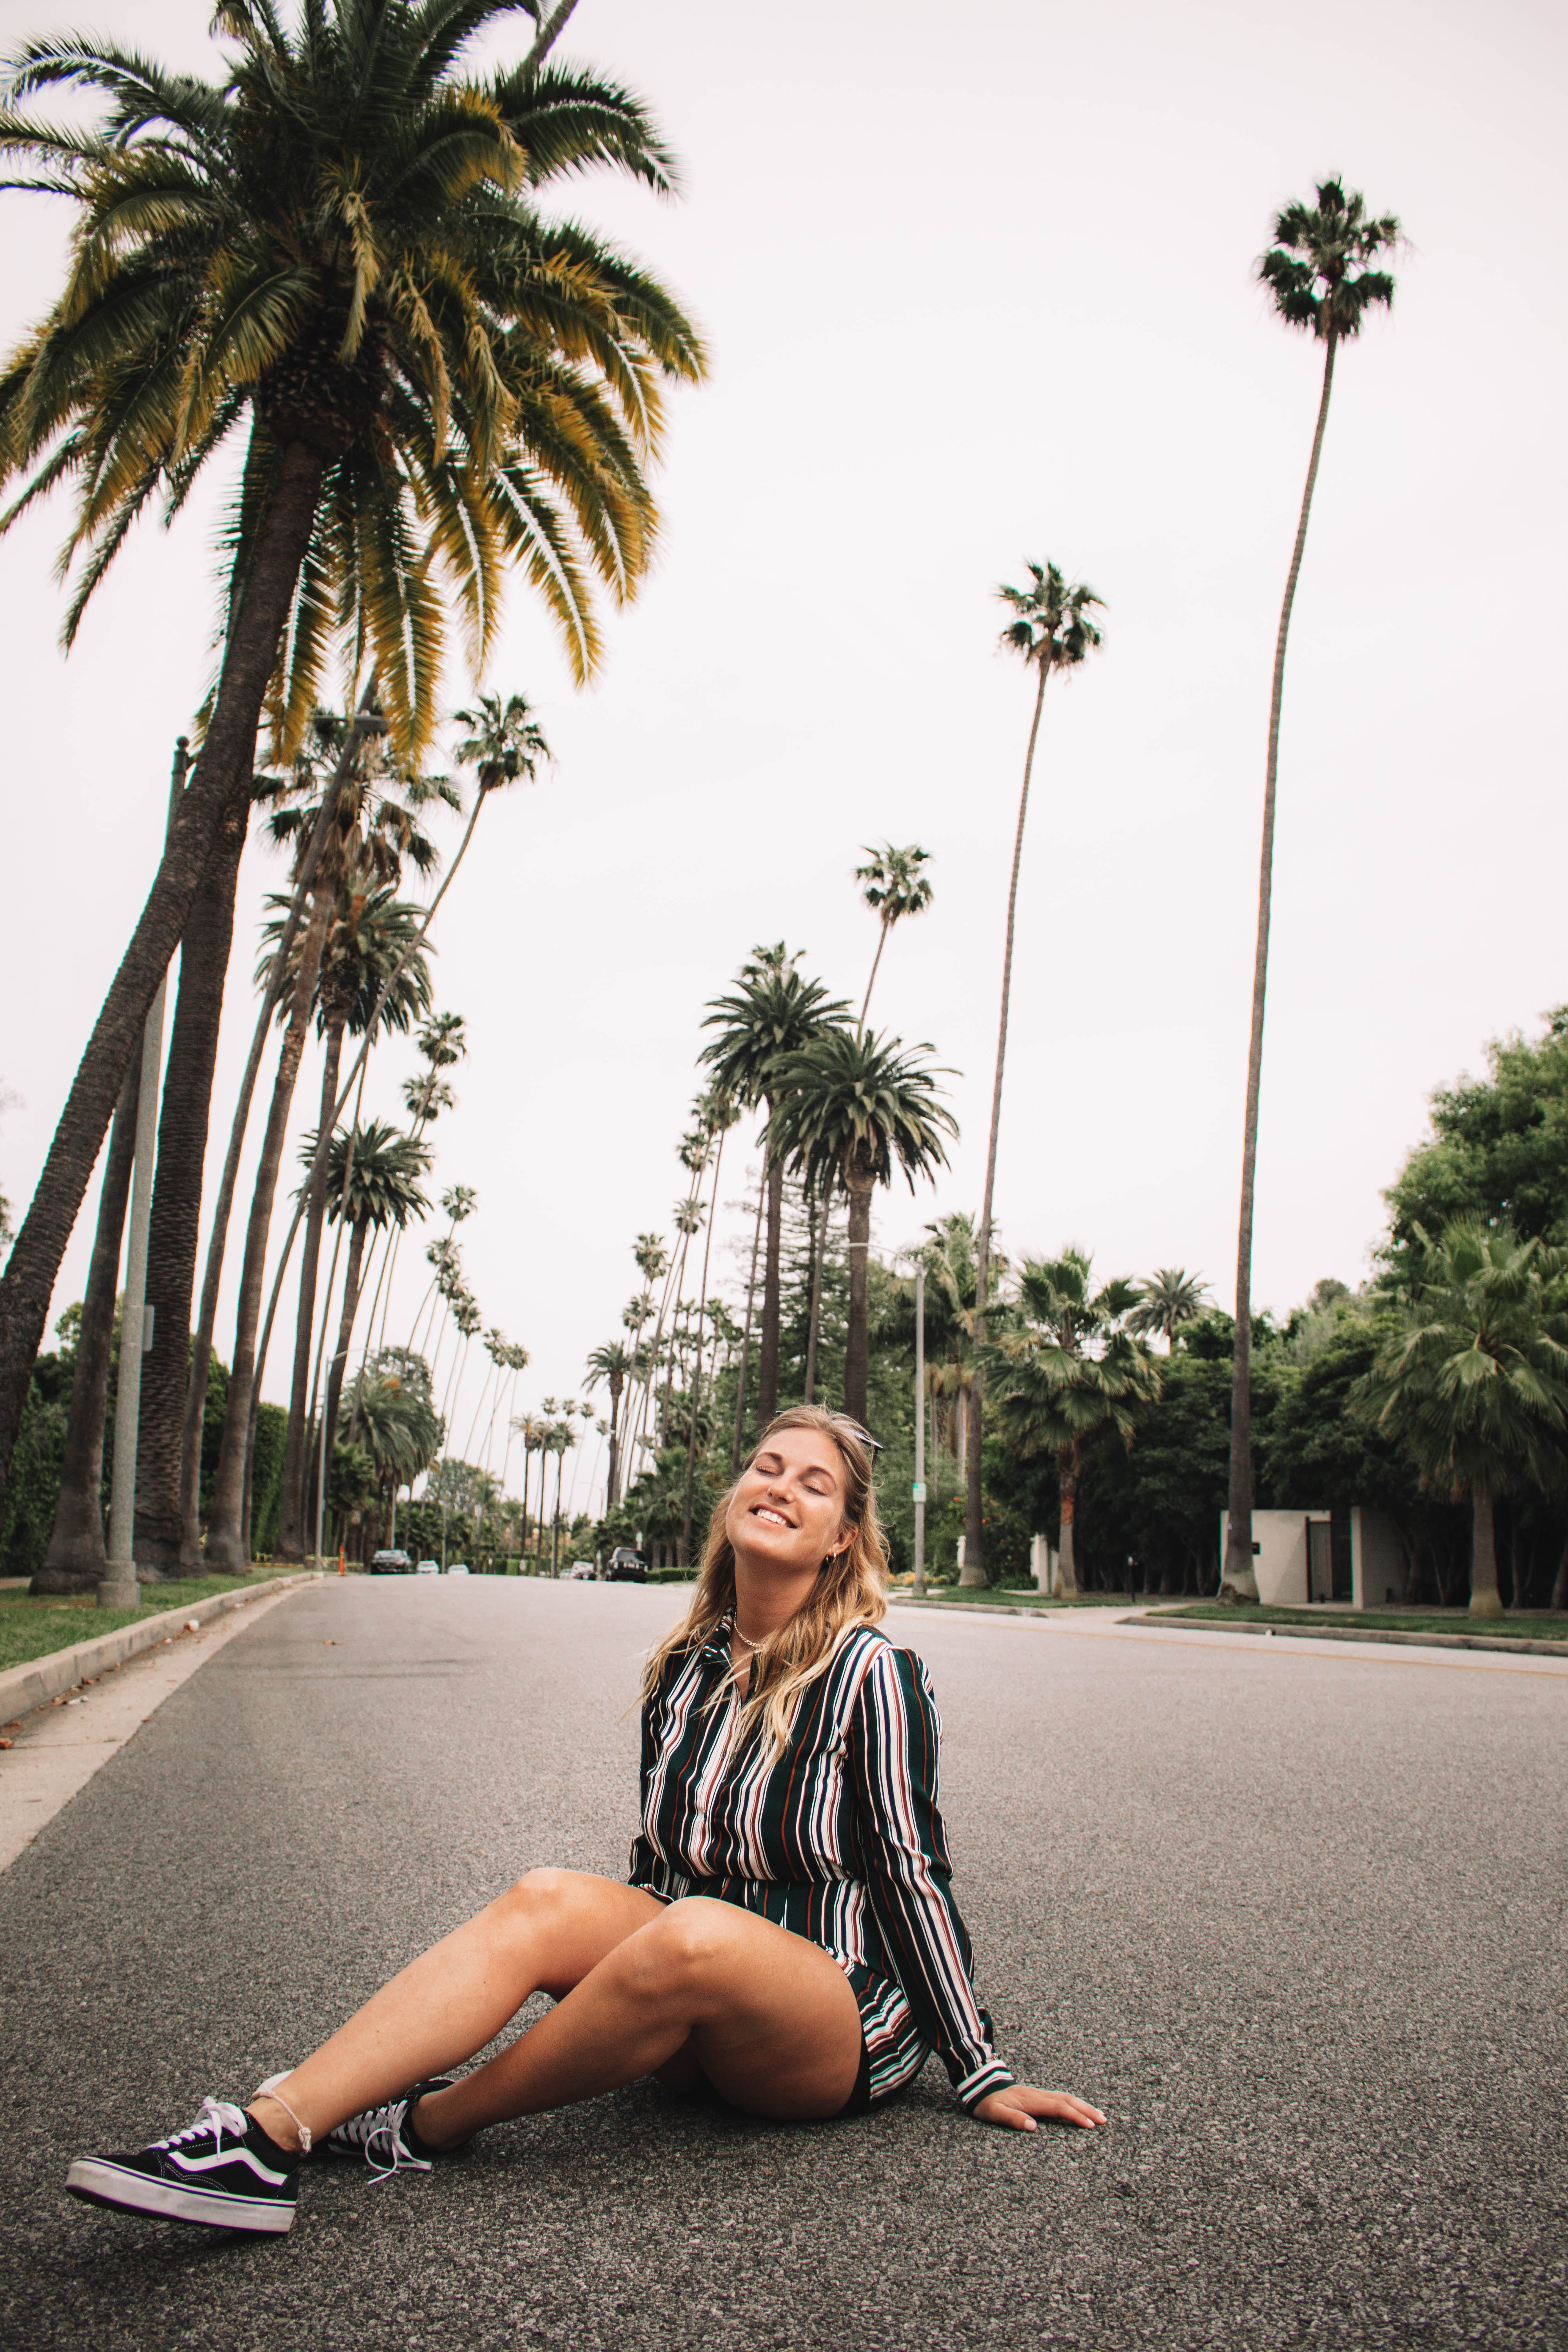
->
[252,2081,312,2156]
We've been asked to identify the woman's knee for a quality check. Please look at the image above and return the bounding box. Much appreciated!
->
[630,1897,739,1996]
[492,1867,591,1936]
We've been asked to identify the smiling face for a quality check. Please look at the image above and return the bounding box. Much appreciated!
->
[726,1425,851,1582]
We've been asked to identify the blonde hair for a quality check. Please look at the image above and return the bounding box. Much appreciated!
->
[641,1405,889,1760]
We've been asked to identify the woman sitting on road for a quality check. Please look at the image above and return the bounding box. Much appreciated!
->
[67,1406,1104,2233]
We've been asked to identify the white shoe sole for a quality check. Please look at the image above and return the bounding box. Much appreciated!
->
[65,2157,295,2233]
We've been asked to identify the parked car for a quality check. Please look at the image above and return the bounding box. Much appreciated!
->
[565,1560,597,1581]
[447,1562,470,1577]
[415,1559,440,1576]
[606,1547,647,1584]
[370,1549,413,1575]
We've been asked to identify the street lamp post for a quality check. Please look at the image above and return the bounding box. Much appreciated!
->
[100,739,187,1609]
[912,1264,926,1599]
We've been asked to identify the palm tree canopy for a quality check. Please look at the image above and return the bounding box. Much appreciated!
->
[1258,179,1399,343]
[855,841,934,927]
[451,691,550,800]
[257,704,460,878]
[352,1363,442,1479]
[259,883,433,1037]
[1129,1267,1212,1345]
[0,0,706,748]
[699,959,852,1110]
[321,1116,429,1230]
[984,1250,1161,1461]
[586,1339,634,1394]
[997,562,1105,677]
[765,1027,956,1198]
[1366,1222,1568,1500]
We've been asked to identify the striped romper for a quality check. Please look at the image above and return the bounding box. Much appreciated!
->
[628,1617,1016,2115]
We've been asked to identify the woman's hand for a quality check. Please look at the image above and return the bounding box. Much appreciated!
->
[973,2083,1107,2132]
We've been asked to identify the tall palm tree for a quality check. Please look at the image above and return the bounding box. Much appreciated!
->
[29,1063,138,1592]
[585,1341,636,1510]
[0,0,705,1515]
[322,1120,429,1484]
[700,949,850,1428]
[273,882,434,1558]
[854,843,934,1029]
[1367,1224,1568,1620]
[966,562,1105,1584]
[1129,1268,1212,1354]
[1223,179,1399,1602]
[766,1030,957,1426]
[681,1094,740,1561]
[984,1252,1161,1597]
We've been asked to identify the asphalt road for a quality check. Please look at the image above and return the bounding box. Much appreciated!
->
[1,1577,1564,2352]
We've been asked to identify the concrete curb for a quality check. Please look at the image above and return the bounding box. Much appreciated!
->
[1121,1615,1568,1659]
[0,1572,324,1722]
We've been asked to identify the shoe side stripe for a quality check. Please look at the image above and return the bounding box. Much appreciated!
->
[167,2146,289,2185]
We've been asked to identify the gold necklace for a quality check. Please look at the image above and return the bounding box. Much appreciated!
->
[731,1622,767,1653]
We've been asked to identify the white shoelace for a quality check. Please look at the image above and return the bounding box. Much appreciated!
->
[336,2098,432,2183]
[152,2097,249,2152]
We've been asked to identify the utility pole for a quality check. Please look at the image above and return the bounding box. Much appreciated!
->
[912,1264,926,1598]
[101,739,188,1608]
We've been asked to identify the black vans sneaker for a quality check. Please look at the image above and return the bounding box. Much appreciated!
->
[323,2078,457,2179]
[65,2097,299,2232]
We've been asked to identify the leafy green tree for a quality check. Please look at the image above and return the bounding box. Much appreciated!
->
[699,951,851,1428]
[0,0,704,1517]
[766,1030,956,1426]
[983,1250,1160,1597]
[1225,180,1399,1601]
[1384,1010,1568,1261]
[854,843,934,1029]
[970,562,1105,1584]
[1367,1224,1568,1618]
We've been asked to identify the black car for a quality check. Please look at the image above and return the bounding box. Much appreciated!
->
[606,1547,647,1583]
[370,1548,413,1575]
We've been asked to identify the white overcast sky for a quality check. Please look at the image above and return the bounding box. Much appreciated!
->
[1,0,1564,1515]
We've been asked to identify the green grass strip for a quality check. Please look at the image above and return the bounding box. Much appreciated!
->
[0,1574,260,1677]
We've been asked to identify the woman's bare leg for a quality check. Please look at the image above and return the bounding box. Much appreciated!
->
[412,1895,863,2145]
[248,1871,662,2150]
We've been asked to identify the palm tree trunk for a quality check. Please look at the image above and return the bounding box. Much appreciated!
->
[731,1180,764,1473]
[1550,1529,1568,1614]
[135,753,250,1572]
[606,1378,622,1511]
[278,1009,345,1557]
[1469,1487,1503,1619]
[1224,334,1339,1601]
[967,654,1051,1586]
[681,1126,728,1562]
[323,1216,369,1463]
[757,1129,784,1426]
[177,690,379,1565]
[1056,1447,1081,1598]
[204,886,334,1566]
[802,1179,826,1405]
[843,1158,874,1426]
[0,438,326,1519]
[858,916,891,1031]
[137,802,246,1563]
[31,1061,140,1592]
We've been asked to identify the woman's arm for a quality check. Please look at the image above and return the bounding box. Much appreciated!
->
[848,1642,1103,2130]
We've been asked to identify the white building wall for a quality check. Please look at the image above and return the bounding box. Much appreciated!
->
[1350,1507,1406,1608]
[1220,1510,1329,1605]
